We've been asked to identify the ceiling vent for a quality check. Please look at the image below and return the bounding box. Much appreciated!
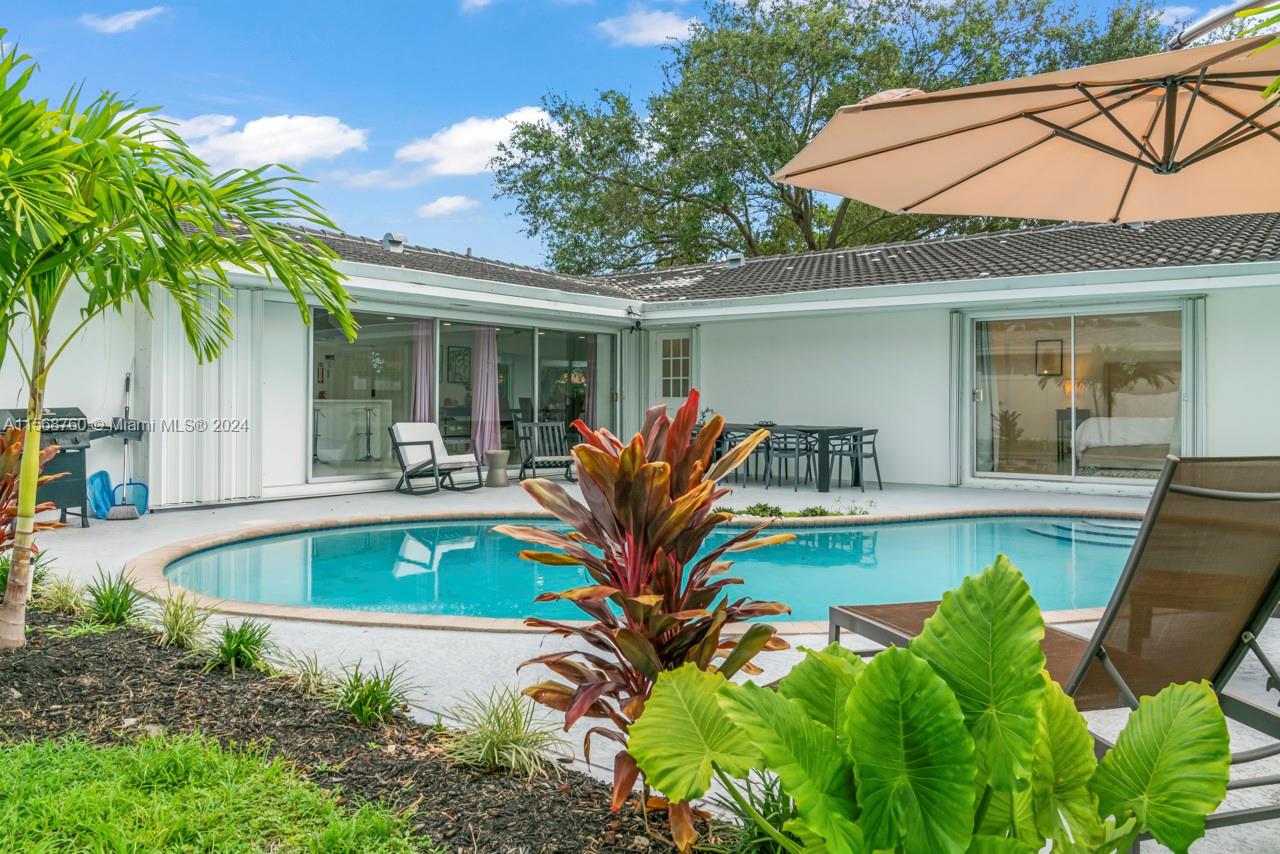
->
[725,251,745,268]
[381,233,406,253]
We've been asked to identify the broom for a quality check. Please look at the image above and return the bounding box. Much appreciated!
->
[107,372,140,521]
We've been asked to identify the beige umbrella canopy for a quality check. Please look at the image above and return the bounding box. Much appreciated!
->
[773,35,1280,223]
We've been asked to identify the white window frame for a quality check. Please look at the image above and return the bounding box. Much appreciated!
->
[958,297,1205,489]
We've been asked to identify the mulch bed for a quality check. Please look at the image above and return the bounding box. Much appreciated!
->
[0,610,686,853]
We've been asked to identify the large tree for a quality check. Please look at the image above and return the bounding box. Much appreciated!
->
[493,0,1169,274]
[0,40,356,649]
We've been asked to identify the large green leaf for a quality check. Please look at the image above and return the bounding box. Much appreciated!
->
[1089,680,1229,854]
[719,681,865,854]
[844,646,976,854]
[627,664,758,802]
[777,643,864,738]
[966,836,1037,853]
[1032,675,1101,851]
[910,556,1045,791]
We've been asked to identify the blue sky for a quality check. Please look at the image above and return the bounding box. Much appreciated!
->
[3,1,1216,266]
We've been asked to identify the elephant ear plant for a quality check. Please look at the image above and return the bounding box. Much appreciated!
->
[630,557,1232,853]
[495,390,794,828]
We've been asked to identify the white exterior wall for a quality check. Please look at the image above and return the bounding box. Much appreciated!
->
[261,300,310,489]
[1205,284,1280,457]
[695,308,954,486]
[0,292,134,481]
[136,288,264,506]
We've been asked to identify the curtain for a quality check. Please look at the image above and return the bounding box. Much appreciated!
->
[974,322,1000,472]
[410,319,434,422]
[470,326,501,460]
[585,334,598,428]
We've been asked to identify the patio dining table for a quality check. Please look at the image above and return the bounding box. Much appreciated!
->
[723,423,861,493]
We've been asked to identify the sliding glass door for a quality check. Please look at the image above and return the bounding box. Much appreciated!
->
[311,311,418,479]
[536,331,616,434]
[436,322,534,457]
[974,308,1183,481]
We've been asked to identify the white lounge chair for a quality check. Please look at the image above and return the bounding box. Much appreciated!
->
[388,423,483,494]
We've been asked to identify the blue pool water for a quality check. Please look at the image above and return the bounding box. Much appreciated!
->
[164,516,1134,621]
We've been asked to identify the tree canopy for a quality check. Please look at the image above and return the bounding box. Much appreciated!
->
[493,0,1170,275]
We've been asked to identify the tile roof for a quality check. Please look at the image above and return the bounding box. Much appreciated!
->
[604,214,1280,302]
[310,214,1280,304]
[299,228,633,299]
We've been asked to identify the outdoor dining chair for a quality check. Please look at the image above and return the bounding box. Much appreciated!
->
[388,422,483,495]
[832,428,882,491]
[827,455,1280,843]
[766,427,814,492]
[516,420,577,482]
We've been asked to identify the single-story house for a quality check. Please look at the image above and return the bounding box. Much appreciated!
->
[4,213,1278,508]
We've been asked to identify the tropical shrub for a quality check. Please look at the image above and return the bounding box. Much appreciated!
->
[203,619,272,677]
[0,427,63,607]
[334,659,414,725]
[153,588,211,649]
[84,570,143,626]
[629,557,1232,853]
[496,389,794,811]
[444,685,569,779]
[273,649,333,698]
[32,575,86,617]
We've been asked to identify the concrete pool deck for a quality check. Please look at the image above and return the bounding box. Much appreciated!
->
[31,480,1280,851]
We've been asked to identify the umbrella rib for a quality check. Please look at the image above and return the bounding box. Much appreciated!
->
[1112,96,1165,223]
[780,84,1156,182]
[899,133,1057,213]
[1023,114,1153,170]
[1170,70,1207,163]
[1077,84,1160,163]
[1189,86,1280,148]
[1176,95,1280,167]
[896,86,1160,212]
[1181,115,1280,169]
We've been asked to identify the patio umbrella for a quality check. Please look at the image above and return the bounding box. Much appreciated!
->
[772,35,1280,222]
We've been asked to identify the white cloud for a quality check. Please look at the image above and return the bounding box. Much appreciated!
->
[460,0,493,10]
[416,195,480,219]
[1156,5,1197,25]
[79,6,166,34]
[395,106,550,175]
[158,114,367,169]
[595,7,695,46]
[328,166,428,190]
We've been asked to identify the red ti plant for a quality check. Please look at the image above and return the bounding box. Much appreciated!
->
[0,427,62,552]
[494,390,793,837]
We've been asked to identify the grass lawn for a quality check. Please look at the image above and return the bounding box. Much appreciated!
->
[0,734,432,852]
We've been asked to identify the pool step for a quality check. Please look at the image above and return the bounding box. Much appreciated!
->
[1047,522,1137,541]
[1023,523,1137,549]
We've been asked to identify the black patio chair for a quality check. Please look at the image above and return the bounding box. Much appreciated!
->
[833,428,882,491]
[516,420,577,482]
[766,427,814,492]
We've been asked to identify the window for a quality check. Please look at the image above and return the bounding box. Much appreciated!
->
[974,309,1183,481]
[311,311,421,479]
[661,336,691,398]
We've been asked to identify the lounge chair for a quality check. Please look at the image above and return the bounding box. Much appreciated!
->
[388,422,483,494]
[828,455,1280,838]
[516,420,577,482]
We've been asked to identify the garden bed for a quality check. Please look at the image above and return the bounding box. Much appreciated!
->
[0,610,668,853]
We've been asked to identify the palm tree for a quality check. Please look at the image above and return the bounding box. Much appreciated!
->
[0,38,356,649]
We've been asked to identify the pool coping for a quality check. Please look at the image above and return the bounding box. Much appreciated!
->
[125,507,1143,635]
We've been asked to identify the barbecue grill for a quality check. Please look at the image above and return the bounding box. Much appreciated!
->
[0,407,140,527]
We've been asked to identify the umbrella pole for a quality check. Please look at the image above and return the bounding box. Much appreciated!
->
[1167,0,1270,50]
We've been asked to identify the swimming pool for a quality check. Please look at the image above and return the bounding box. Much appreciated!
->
[162,515,1135,622]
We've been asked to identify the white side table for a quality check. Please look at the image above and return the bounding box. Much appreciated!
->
[484,450,511,487]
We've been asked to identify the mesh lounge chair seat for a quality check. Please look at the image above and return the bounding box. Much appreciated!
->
[517,421,577,482]
[388,422,482,495]
[829,455,1280,840]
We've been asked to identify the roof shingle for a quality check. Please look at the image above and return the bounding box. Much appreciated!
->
[311,214,1280,304]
